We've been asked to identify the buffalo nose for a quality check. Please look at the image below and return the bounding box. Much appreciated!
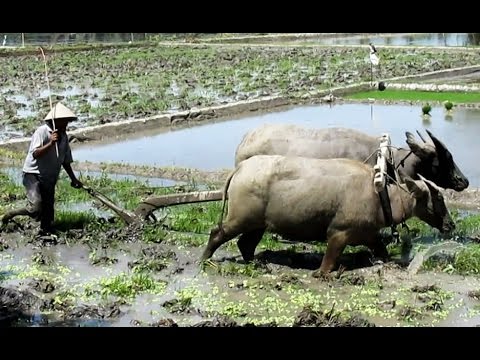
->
[456,176,469,190]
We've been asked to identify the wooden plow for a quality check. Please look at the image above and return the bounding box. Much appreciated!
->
[134,190,223,222]
[82,185,223,225]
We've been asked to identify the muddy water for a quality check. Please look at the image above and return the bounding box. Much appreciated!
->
[72,103,480,187]
[1,85,104,123]
[1,167,180,188]
[2,233,480,327]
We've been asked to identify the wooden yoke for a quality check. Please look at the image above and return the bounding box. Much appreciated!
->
[373,133,391,193]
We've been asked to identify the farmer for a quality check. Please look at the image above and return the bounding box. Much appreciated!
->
[1,102,83,235]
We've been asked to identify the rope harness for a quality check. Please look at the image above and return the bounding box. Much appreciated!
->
[366,136,410,243]
[396,150,413,170]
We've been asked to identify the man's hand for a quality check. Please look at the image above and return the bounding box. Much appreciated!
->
[50,130,59,144]
[70,179,83,189]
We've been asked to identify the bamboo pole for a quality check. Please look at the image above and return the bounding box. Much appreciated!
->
[39,47,59,158]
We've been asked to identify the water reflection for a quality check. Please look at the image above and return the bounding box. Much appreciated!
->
[332,33,480,47]
[0,33,151,46]
[0,167,180,187]
[253,33,480,47]
[1,33,480,47]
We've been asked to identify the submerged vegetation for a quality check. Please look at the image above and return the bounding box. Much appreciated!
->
[1,44,480,140]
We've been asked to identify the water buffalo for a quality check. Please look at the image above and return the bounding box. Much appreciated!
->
[234,124,469,192]
[200,155,455,275]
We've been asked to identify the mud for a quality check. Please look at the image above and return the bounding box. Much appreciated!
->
[2,217,480,327]
[0,286,43,326]
[293,306,375,327]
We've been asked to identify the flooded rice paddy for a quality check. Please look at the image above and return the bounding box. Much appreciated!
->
[284,33,480,47]
[3,33,478,48]
[2,36,480,327]
[2,44,480,141]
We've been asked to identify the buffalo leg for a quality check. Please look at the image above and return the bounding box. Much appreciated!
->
[365,233,389,262]
[371,238,389,262]
[313,231,348,277]
[200,224,239,261]
[237,228,265,262]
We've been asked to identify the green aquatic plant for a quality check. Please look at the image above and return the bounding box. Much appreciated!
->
[444,100,454,111]
[87,272,167,301]
[164,232,207,247]
[422,103,432,115]
[141,223,168,244]
[257,233,286,251]
[0,148,24,161]
[204,261,265,278]
[166,202,222,234]
[54,210,97,231]
[422,243,480,275]
[454,244,480,275]
[451,212,480,237]
[52,290,76,309]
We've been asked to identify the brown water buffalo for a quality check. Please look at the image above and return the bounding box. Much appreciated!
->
[234,124,469,192]
[200,155,455,275]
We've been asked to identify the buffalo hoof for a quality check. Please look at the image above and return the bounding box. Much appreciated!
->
[371,258,385,266]
[311,269,332,281]
[1,213,12,224]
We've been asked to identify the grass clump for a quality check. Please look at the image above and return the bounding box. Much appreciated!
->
[346,90,480,104]
[85,272,166,301]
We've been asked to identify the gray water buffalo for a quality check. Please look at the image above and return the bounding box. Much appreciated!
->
[234,124,469,192]
[200,155,455,275]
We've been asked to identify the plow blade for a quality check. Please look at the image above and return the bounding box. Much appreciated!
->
[82,185,142,225]
[134,190,223,220]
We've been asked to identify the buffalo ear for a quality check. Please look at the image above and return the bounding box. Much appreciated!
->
[404,175,425,198]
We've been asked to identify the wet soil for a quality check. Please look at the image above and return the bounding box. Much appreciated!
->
[2,221,480,327]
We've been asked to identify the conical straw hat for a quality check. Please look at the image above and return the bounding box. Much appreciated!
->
[43,102,77,121]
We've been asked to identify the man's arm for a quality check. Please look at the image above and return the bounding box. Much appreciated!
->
[32,130,58,159]
[63,162,83,188]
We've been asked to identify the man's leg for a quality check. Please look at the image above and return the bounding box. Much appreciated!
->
[2,173,42,224]
[39,182,55,234]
